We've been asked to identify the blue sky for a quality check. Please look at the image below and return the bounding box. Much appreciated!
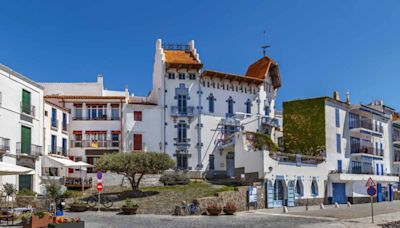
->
[1,1,399,110]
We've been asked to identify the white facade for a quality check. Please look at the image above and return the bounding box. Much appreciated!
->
[0,64,44,193]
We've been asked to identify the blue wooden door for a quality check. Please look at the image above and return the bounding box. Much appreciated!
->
[288,181,295,207]
[332,183,346,204]
[226,152,235,177]
[377,183,383,202]
[265,180,274,208]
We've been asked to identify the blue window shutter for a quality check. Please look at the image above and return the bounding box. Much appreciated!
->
[335,108,340,128]
[381,164,384,176]
[336,134,341,153]
[337,160,342,173]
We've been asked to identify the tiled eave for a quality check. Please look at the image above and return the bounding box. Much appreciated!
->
[165,62,203,71]
[201,70,264,85]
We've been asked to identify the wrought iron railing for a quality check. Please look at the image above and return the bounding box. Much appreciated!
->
[0,137,10,152]
[20,102,35,117]
[171,106,195,117]
[16,142,42,157]
[70,140,119,148]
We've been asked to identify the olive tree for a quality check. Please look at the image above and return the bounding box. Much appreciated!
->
[97,152,175,192]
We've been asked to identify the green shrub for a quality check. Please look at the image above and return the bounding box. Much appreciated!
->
[159,173,190,185]
[63,190,82,198]
[17,189,36,196]
[123,198,138,208]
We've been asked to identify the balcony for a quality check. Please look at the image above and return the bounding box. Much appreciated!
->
[170,106,194,118]
[16,142,42,158]
[72,115,119,121]
[217,134,235,149]
[62,122,68,132]
[261,116,280,128]
[350,119,383,134]
[0,137,10,154]
[350,144,383,157]
[51,119,58,130]
[48,146,66,155]
[64,177,93,188]
[20,103,35,117]
[269,151,325,165]
[70,140,119,148]
[329,171,398,183]
[174,138,191,149]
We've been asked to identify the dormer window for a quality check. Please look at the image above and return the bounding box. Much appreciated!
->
[178,73,185,80]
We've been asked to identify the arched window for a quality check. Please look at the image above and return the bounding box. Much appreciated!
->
[311,179,318,196]
[207,94,216,113]
[296,180,304,197]
[175,84,189,114]
[245,99,252,114]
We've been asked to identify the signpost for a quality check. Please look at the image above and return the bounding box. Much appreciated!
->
[97,171,103,212]
[366,177,376,223]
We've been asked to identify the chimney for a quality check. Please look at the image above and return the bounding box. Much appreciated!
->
[333,91,340,101]
[346,90,350,104]
[97,74,104,84]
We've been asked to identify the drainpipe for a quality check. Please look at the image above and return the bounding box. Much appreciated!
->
[163,73,166,153]
[197,74,203,169]
[120,99,123,152]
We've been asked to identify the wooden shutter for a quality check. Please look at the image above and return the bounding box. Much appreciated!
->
[133,134,142,151]
[21,126,31,154]
[22,90,31,113]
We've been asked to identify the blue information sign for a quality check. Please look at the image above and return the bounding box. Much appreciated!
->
[367,186,377,196]
[97,171,103,180]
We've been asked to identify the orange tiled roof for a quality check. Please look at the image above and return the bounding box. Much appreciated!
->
[164,50,202,69]
[202,70,264,85]
[245,56,282,89]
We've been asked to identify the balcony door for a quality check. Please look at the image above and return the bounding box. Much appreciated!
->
[21,89,31,114]
[19,175,32,190]
[21,126,31,154]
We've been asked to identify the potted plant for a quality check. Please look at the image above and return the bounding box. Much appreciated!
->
[206,203,222,216]
[69,199,88,212]
[21,211,53,228]
[223,201,237,215]
[48,217,84,228]
[121,198,139,215]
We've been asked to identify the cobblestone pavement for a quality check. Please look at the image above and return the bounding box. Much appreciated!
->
[65,211,336,228]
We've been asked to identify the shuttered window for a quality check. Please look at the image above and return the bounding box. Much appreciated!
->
[21,126,31,154]
[22,89,31,114]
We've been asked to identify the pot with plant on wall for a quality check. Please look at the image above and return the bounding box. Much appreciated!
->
[21,211,53,228]
[206,203,222,216]
[223,201,237,215]
[121,198,139,215]
[69,199,88,212]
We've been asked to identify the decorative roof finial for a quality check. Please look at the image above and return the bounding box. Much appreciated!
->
[346,90,350,104]
[261,30,271,57]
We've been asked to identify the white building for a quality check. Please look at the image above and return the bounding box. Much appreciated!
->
[0,64,44,193]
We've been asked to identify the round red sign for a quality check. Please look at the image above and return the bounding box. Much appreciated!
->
[97,183,103,192]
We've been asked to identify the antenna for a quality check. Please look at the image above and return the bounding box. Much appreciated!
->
[261,30,271,56]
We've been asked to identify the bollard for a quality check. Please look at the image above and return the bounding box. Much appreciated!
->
[283,206,288,213]
[320,203,325,210]
[347,201,351,207]
[334,202,339,208]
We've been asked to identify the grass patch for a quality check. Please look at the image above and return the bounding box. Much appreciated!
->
[140,181,234,196]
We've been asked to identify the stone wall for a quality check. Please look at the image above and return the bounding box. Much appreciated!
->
[196,185,265,212]
[89,173,163,188]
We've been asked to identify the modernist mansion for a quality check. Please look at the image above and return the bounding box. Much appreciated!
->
[0,39,399,208]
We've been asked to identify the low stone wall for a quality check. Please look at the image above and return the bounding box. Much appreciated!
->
[89,173,163,188]
[196,185,265,212]
[296,198,324,206]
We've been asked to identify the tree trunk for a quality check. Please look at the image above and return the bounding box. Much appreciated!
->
[126,173,145,192]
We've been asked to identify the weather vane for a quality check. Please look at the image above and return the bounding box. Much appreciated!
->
[261,30,271,56]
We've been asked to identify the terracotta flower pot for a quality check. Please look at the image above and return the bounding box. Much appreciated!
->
[22,215,53,228]
[121,206,139,215]
[207,208,222,216]
[223,208,236,215]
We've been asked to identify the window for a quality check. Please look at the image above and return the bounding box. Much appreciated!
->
[212,82,215,88]
[337,160,342,173]
[189,73,196,80]
[62,138,67,156]
[336,134,341,153]
[202,80,205,87]
[351,161,362,174]
[111,132,120,147]
[207,81,210,87]
[73,131,82,147]
[176,153,188,170]
[111,104,120,120]
[376,163,379,175]
[133,134,142,151]
[21,89,31,115]
[85,131,107,147]
[74,104,82,120]
[51,135,57,154]
[62,113,67,130]
[227,97,234,117]
[134,111,142,121]
[177,94,187,114]
[68,156,74,173]
[21,126,31,155]
[177,122,187,143]
[87,105,106,120]
[245,99,252,114]
[349,112,360,129]
[87,157,100,173]
[375,142,379,155]
[380,143,383,156]
[264,99,270,116]
[221,84,225,90]
[381,164,384,175]
[208,94,215,113]
[335,108,340,128]
[217,83,220,89]
[45,111,48,116]
[19,175,32,191]
[209,154,215,170]
[295,180,304,197]
[178,73,185,80]
[311,179,318,196]
[168,73,175,79]
[51,108,57,128]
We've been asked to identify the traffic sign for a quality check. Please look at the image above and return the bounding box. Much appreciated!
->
[97,171,103,180]
[367,186,377,196]
[365,177,376,187]
[97,183,103,192]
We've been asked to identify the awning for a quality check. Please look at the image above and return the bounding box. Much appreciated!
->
[74,161,93,168]
[42,155,81,168]
[0,162,34,175]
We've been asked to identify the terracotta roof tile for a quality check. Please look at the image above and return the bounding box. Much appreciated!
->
[164,50,202,66]
[202,70,264,85]
[245,56,282,89]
